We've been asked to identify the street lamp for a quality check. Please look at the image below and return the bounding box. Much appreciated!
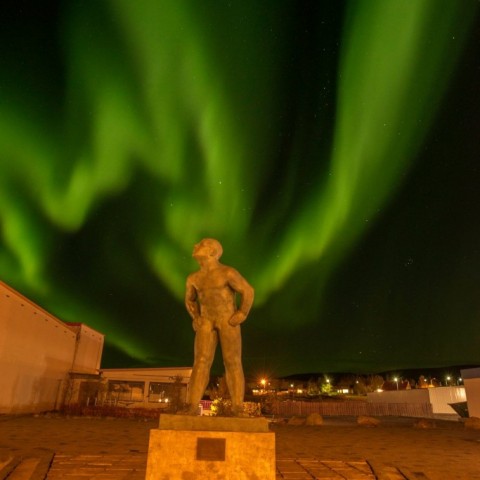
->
[260,378,266,392]
[394,377,399,390]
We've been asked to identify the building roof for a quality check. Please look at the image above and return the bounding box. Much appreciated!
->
[461,367,480,380]
[101,367,193,383]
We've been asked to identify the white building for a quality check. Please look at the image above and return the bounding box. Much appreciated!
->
[461,367,480,418]
[0,280,103,414]
[367,386,467,415]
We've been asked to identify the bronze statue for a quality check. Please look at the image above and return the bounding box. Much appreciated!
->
[184,238,254,416]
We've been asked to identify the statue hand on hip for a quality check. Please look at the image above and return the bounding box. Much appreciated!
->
[228,311,246,327]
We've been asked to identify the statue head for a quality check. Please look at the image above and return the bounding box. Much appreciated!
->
[192,238,223,261]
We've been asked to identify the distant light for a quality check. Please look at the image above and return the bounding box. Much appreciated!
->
[376,388,383,393]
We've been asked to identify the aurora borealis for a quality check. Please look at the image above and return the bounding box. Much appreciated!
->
[1,1,479,376]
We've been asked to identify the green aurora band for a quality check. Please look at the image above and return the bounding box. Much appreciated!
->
[0,1,477,368]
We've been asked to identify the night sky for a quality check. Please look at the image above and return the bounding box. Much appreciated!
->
[1,1,479,377]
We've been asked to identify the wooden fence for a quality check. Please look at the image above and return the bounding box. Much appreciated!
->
[272,400,433,418]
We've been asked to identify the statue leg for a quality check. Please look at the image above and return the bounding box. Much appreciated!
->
[219,325,244,415]
[186,323,217,414]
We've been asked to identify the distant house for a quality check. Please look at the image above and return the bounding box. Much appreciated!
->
[381,380,411,391]
[0,280,191,414]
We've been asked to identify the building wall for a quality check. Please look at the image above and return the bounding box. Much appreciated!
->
[367,387,466,414]
[66,323,104,374]
[0,281,77,414]
[461,368,480,418]
[427,386,466,414]
[463,379,480,418]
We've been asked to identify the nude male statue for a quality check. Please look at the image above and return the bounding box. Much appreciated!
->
[184,238,254,416]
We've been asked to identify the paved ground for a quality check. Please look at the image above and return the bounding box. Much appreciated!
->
[0,414,479,479]
[273,417,480,479]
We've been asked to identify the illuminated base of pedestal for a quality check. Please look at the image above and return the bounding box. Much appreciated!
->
[145,415,275,480]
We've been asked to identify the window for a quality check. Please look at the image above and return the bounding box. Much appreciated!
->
[107,381,144,402]
[148,382,174,403]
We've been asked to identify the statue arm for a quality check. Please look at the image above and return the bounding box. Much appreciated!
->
[185,277,200,321]
[227,268,254,326]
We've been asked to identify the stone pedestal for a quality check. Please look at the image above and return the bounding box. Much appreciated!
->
[146,414,275,480]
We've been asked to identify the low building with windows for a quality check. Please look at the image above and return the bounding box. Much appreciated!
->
[99,367,192,409]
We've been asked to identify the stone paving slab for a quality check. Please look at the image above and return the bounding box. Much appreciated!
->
[7,457,41,480]
[48,454,376,480]
[46,454,145,480]
[0,449,54,480]
[276,458,376,479]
